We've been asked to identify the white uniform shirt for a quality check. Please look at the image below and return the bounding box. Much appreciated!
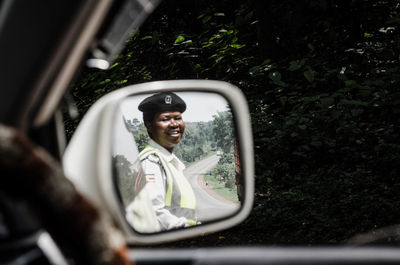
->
[141,139,190,230]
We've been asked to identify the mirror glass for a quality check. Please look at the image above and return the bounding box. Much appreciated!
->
[112,91,242,233]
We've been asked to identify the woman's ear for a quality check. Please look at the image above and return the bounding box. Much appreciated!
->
[144,121,152,136]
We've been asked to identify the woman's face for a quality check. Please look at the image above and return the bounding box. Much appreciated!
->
[146,111,185,152]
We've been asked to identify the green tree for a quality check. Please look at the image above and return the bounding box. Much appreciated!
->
[212,110,234,154]
[212,162,236,189]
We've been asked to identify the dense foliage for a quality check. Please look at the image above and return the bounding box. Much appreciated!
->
[68,0,400,246]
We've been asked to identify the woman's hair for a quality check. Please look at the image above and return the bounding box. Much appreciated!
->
[143,112,156,123]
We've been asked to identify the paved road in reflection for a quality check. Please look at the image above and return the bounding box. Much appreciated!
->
[184,154,239,222]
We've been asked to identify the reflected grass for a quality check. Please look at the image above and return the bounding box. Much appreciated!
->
[205,175,239,203]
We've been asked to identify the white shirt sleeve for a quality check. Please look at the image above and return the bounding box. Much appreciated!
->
[141,156,189,230]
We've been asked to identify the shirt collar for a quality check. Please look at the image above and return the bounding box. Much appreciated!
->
[148,139,173,160]
[148,139,185,170]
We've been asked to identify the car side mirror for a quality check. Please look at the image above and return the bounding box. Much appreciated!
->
[63,80,254,244]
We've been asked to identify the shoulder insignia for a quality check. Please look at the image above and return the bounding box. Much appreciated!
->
[145,174,156,183]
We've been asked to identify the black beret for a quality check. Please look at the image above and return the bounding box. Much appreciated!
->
[138,92,186,113]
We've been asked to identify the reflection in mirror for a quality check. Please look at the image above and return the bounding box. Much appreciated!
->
[112,91,242,233]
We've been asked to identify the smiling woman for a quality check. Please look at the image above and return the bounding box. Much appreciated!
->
[134,92,198,231]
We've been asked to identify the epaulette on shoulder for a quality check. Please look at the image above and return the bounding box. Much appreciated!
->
[144,154,161,164]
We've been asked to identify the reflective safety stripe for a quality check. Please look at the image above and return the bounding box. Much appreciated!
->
[167,161,196,209]
[160,158,174,207]
[139,145,196,219]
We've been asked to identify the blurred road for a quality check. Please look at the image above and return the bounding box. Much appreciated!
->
[184,154,239,222]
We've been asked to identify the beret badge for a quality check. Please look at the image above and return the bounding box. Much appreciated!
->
[165,95,172,104]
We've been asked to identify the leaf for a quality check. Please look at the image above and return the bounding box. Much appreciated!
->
[230,44,246,49]
[320,97,335,108]
[202,15,212,23]
[345,80,360,89]
[364,32,374,38]
[273,80,288,87]
[268,71,281,81]
[174,36,185,44]
[117,79,128,85]
[261,59,271,65]
[110,62,119,69]
[249,66,262,76]
[304,69,315,83]
[141,36,152,40]
[289,60,305,71]
[152,31,159,45]
[202,42,214,48]
[358,87,373,97]
[280,96,287,106]
[269,72,287,86]
[99,79,111,85]
[351,109,364,117]
[209,34,221,41]
[245,11,253,21]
